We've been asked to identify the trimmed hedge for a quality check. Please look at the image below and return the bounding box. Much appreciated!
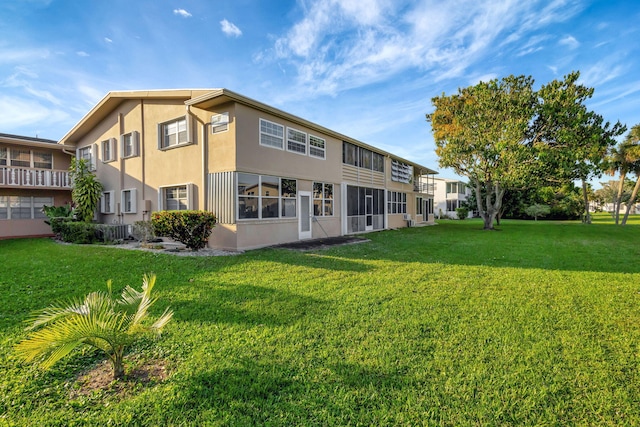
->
[49,218,99,244]
[151,210,217,251]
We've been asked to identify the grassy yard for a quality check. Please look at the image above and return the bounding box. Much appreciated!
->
[1,215,640,426]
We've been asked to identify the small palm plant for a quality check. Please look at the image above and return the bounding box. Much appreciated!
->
[15,274,173,380]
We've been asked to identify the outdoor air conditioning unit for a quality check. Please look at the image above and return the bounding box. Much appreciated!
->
[403,214,412,221]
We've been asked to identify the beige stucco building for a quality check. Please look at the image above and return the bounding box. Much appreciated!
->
[59,89,436,251]
[0,133,73,239]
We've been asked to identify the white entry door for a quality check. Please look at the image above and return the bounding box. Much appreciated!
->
[299,191,312,240]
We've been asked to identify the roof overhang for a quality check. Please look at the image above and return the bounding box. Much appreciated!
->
[0,133,63,150]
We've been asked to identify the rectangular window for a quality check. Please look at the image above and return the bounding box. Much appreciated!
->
[121,132,139,158]
[10,148,30,167]
[77,145,96,171]
[211,112,229,133]
[390,160,413,184]
[33,197,51,219]
[387,191,407,214]
[101,138,116,162]
[343,142,358,166]
[33,151,52,169]
[101,191,115,214]
[0,196,7,219]
[313,182,334,216]
[160,118,188,149]
[121,189,137,214]
[164,185,189,211]
[237,173,297,220]
[281,178,297,218]
[0,147,6,166]
[372,153,384,172]
[309,135,326,159]
[343,142,383,172]
[286,127,307,155]
[259,119,284,149]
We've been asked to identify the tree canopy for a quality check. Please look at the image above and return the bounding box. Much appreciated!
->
[428,72,625,229]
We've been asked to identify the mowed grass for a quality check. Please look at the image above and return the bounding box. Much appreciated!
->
[1,214,640,426]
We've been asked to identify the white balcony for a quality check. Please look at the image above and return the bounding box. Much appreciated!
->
[0,167,72,189]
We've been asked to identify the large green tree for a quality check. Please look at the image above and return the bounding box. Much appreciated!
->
[531,72,625,223]
[428,72,624,228]
[428,75,537,230]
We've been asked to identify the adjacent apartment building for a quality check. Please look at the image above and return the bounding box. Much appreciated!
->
[432,177,472,219]
[0,133,72,239]
[59,89,437,251]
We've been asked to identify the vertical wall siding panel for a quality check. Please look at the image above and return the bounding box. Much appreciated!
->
[208,172,236,224]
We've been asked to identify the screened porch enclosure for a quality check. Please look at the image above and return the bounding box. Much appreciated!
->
[346,185,385,233]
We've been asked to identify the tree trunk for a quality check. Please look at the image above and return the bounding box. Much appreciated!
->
[111,347,125,380]
[581,179,591,224]
[621,176,640,226]
[614,172,626,225]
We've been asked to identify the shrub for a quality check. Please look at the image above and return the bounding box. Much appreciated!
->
[56,221,100,244]
[152,211,217,251]
[42,204,73,221]
[455,207,469,220]
[525,204,551,221]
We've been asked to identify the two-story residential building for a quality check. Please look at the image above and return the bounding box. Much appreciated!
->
[59,89,436,251]
[0,133,72,239]
[432,177,472,219]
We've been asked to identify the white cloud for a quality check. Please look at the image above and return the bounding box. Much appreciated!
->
[76,51,89,57]
[104,37,113,43]
[559,35,580,49]
[173,9,192,18]
[0,95,68,130]
[220,19,242,37]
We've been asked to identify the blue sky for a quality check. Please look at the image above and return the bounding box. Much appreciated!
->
[1,0,638,181]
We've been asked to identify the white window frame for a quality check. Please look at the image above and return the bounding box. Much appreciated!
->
[121,188,137,214]
[211,112,229,134]
[159,183,193,211]
[286,127,307,155]
[158,116,194,150]
[259,118,284,150]
[121,131,140,158]
[313,182,334,216]
[101,191,115,214]
[77,144,97,171]
[101,138,117,163]
[309,135,326,159]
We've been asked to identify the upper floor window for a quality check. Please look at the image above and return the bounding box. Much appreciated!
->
[0,147,6,166]
[77,145,96,171]
[343,142,384,172]
[121,131,139,158]
[160,117,188,149]
[211,112,229,134]
[259,119,284,149]
[101,138,117,162]
[10,148,30,167]
[33,151,52,169]
[446,182,465,195]
[390,160,412,184]
[287,128,307,155]
[309,135,326,159]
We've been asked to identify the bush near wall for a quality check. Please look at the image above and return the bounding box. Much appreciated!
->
[151,211,217,251]
[49,218,99,244]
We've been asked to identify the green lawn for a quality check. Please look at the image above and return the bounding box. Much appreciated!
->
[1,215,640,426]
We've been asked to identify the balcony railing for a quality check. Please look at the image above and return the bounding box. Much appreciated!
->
[413,182,435,195]
[0,167,72,189]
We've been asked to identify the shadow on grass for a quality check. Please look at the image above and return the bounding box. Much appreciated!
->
[169,283,327,327]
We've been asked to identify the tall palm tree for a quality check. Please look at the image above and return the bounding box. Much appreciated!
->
[15,274,173,379]
[608,140,637,224]
[621,124,640,225]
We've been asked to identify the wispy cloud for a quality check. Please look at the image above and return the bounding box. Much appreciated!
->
[104,37,113,43]
[173,9,192,18]
[559,35,580,49]
[76,51,89,57]
[220,19,242,37]
[269,0,584,99]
